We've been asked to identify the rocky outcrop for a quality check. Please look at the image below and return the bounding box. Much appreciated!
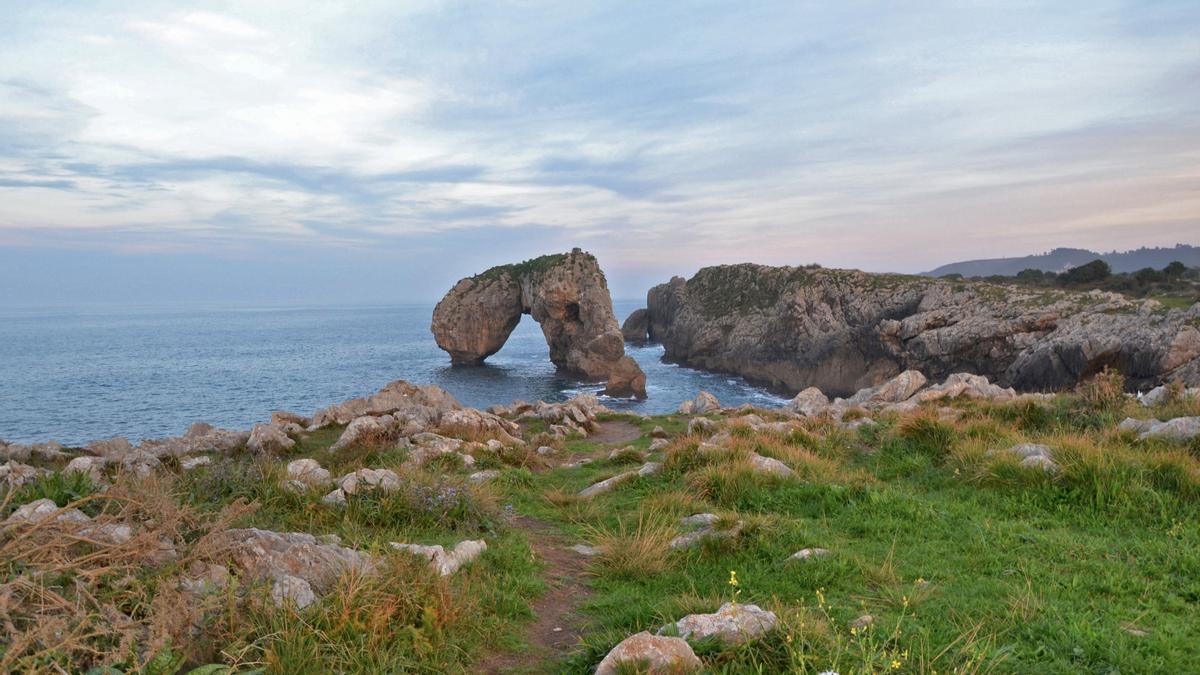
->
[644,264,1200,396]
[621,308,649,344]
[596,632,702,674]
[431,249,646,398]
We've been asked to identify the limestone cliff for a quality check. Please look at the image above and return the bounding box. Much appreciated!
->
[644,264,1200,396]
[432,249,647,398]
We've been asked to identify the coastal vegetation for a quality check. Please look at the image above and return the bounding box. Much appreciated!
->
[2,372,1199,673]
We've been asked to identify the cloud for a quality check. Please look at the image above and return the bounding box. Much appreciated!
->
[0,0,1197,305]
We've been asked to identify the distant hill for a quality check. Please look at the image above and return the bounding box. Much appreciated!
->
[924,245,1200,278]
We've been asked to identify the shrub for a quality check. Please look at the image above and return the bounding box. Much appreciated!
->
[1076,366,1127,411]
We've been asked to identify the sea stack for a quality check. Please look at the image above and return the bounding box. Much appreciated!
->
[432,249,647,398]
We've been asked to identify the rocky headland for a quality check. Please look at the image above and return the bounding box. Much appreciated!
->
[630,264,1200,397]
[432,249,646,398]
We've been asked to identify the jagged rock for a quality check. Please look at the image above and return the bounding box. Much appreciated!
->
[468,469,502,483]
[87,437,136,459]
[687,417,717,436]
[219,528,375,601]
[579,462,661,498]
[285,459,332,490]
[0,440,68,463]
[991,443,1060,472]
[645,265,1200,395]
[431,250,647,398]
[1118,417,1155,433]
[622,308,650,344]
[437,408,523,445]
[1137,417,1200,441]
[789,548,831,561]
[670,519,744,550]
[179,562,231,596]
[390,540,487,576]
[64,456,108,483]
[915,373,1016,403]
[595,632,702,675]
[748,453,796,478]
[271,411,312,428]
[848,370,928,407]
[179,456,212,471]
[247,423,295,455]
[406,433,469,467]
[309,379,463,429]
[4,498,90,525]
[785,387,830,417]
[679,391,720,415]
[337,468,401,495]
[506,395,609,434]
[180,423,249,455]
[680,513,720,528]
[322,489,347,506]
[0,460,48,488]
[660,602,778,644]
[271,574,317,609]
[119,450,162,477]
[330,414,400,452]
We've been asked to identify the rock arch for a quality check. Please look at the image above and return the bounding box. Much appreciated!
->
[431,249,647,398]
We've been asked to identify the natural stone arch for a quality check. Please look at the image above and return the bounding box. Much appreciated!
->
[431,249,647,398]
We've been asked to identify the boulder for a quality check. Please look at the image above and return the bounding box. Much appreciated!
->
[390,539,487,576]
[687,417,717,436]
[431,250,647,398]
[748,453,796,478]
[579,462,661,498]
[309,379,463,429]
[679,391,720,415]
[1137,417,1200,441]
[785,387,830,417]
[330,414,398,452]
[595,632,702,675]
[789,548,831,561]
[848,370,928,407]
[64,456,108,483]
[247,423,295,455]
[219,528,375,599]
[1,460,50,488]
[337,468,401,495]
[285,459,332,489]
[271,411,312,427]
[4,498,90,526]
[660,602,778,644]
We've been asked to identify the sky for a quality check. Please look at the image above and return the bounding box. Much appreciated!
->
[1,0,1198,306]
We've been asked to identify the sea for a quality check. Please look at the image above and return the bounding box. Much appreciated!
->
[0,300,788,446]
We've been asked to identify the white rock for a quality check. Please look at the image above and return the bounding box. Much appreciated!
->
[748,452,796,478]
[391,539,487,576]
[1138,417,1200,441]
[271,574,317,609]
[790,548,831,561]
[64,456,108,482]
[179,456,212,471]
[649,438,670,451]
[247,423,295,455]
[786,387,830,417]
[679,391,721,415]
[595,632,702,675]
[286,458,332,486]
[468,469,502,483]
[321,488,347,506]
[687,417,717,436]
[661,602,778,644]
[5,498,90,525]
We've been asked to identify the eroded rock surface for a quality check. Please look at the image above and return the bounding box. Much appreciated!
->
[432,249,646,398]
[595,632,702,675]
[643,264,1200,395]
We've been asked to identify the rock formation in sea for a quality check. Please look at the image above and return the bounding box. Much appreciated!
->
[639,264,1200,396]
[431,249,647,398]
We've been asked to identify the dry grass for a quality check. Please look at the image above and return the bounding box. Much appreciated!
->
[582,510,675,580]
[0,473,255,672]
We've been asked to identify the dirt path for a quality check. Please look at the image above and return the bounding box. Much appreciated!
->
[479,515,593,673]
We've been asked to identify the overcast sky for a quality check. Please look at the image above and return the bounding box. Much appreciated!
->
[1,0,1198,306]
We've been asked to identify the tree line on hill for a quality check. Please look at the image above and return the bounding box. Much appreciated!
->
[940,260,1200,302]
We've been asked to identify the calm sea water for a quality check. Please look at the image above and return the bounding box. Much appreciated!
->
[0,301,787,445]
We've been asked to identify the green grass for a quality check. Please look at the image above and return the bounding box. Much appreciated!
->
[4,393,1200,673]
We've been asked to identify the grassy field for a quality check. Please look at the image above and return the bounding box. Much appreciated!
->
[3,386,1199,673]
